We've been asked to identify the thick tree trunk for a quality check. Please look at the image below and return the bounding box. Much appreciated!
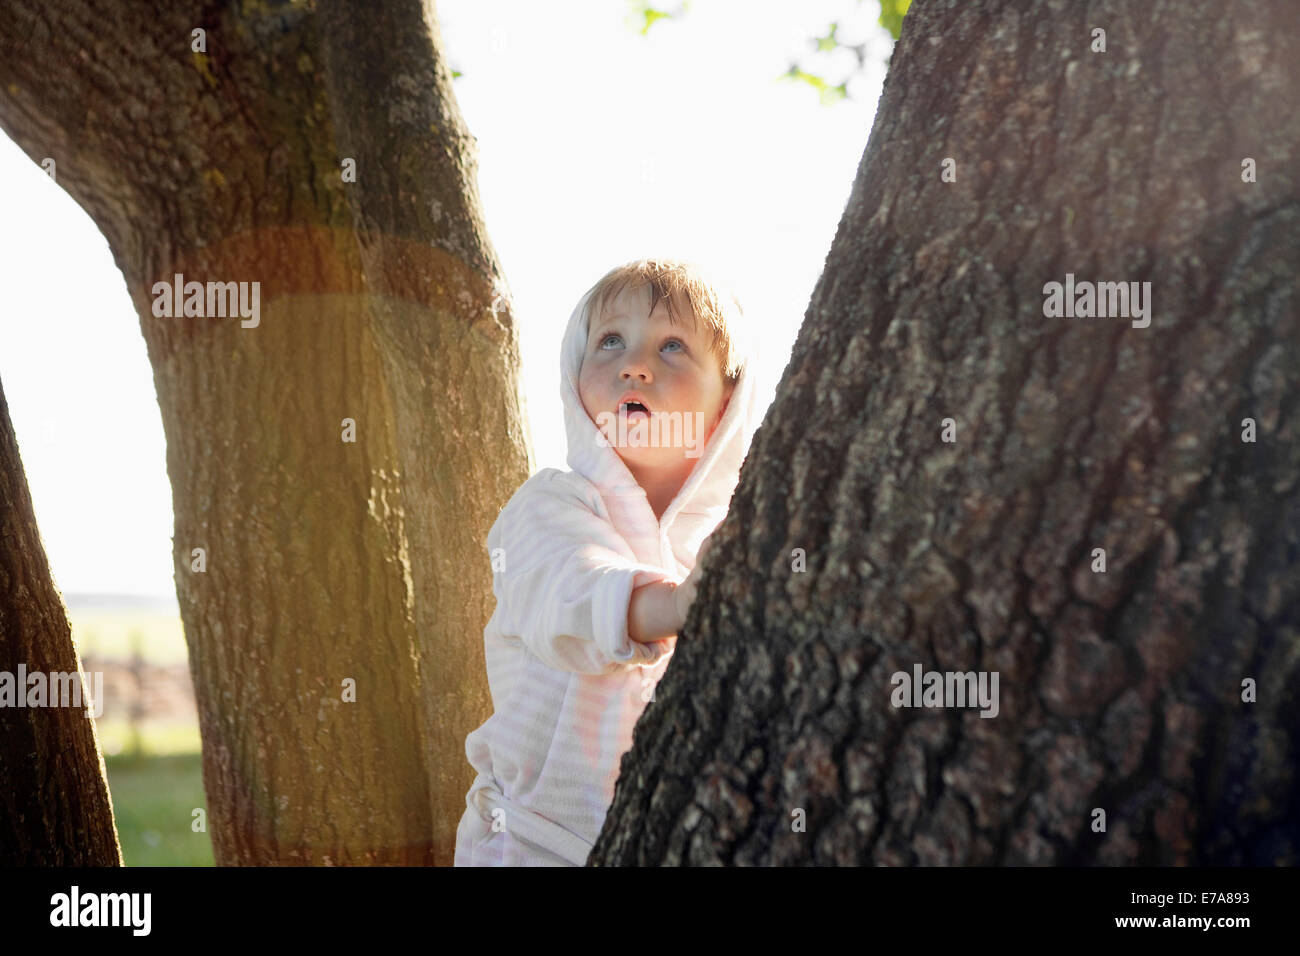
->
[0,0,527,864]
[0,377,122,865]
[593,0,1300,865]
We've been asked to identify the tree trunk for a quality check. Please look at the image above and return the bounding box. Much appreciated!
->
[592,0,1300,865]
[0,0,528,864]
[0,377,122,865]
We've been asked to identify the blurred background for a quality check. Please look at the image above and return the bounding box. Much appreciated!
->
[0,0,901,863]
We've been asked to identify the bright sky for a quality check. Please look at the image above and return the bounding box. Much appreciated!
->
[0,0,889,605]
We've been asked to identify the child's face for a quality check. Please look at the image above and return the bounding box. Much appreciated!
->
[578,284,734,467]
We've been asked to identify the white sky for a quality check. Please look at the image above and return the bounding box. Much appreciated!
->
[0,0,888,604]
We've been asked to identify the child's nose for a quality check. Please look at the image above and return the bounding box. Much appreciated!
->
[620,351,653,382]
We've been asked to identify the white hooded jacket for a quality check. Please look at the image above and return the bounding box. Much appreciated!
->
[454,275,763,866]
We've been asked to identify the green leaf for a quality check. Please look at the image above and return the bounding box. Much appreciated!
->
[628,1,688,36]
[878,0,912,40]
[814,22,839,53]
[787,67,828,93]
[778,66,852,107]
[640,8,670,35]
[822,81,849,105]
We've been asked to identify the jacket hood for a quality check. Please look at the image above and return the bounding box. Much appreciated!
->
[559,275,763,541]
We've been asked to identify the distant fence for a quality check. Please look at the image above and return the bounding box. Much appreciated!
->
[78,653,197,725]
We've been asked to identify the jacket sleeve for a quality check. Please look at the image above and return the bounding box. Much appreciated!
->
[487,472,681,675]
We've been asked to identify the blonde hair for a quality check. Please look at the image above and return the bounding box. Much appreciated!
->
[583,257,745,384]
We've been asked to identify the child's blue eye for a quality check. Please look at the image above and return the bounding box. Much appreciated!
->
[596,333,685,352]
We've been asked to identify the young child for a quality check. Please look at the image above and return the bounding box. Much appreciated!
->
[454,258,761,866]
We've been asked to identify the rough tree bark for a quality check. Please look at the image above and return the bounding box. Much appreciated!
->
[592,0,1300,865]
[0,0,527,864]
[0,377,122,865]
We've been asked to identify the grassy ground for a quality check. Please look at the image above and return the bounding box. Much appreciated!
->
[105,750,214,866]
[67,607,213,865]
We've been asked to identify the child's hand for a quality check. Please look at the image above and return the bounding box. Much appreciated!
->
[673,533,716,629]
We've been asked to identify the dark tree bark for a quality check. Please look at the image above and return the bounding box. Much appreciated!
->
[0,0,527,864]
[0,377,122,865]
[592,0,1300,865]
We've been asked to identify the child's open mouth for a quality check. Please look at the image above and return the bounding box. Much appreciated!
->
[618,397,652,419]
